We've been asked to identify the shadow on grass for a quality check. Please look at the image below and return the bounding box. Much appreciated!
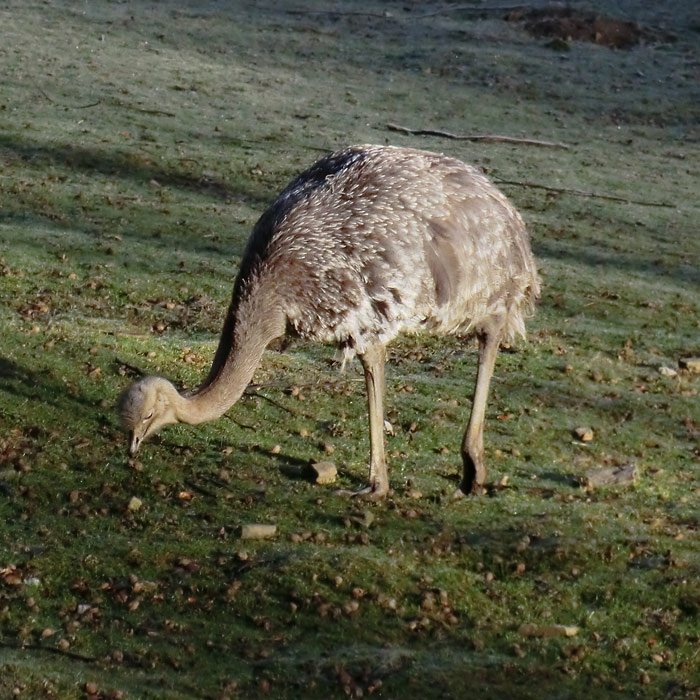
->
[0,133,265,205]
[0,356,98,424]
[535,240,700,290]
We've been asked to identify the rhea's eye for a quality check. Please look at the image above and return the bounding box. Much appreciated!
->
[143,411,154,423]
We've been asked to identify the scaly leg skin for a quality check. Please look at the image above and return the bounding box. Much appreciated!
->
[337,343,389,500]
[454,329,501,499]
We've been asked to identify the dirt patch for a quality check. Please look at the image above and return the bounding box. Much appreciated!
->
[506,5,666,49]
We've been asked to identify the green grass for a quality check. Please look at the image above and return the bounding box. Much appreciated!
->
[1,1,699,698]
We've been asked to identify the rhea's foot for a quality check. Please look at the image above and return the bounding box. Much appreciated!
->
[453,465,487,498]
[460,452,486,496]
[452,482,487,500]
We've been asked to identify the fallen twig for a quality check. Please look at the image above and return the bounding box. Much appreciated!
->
[286,9,392,19]
[493,176,675,208]
[123,104,176,118]
[415,4,528,19]
[386,123,571,150]
[115,358,145,377]
[243,388,298,416]
[224,415,257,431]
[37,87,101,109]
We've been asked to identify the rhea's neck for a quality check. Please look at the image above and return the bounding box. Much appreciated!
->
[178,292,285,425]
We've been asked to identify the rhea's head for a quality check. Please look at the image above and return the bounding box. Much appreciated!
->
[118,376,180,456]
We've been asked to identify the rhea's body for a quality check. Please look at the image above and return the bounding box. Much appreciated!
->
[119,145,540,497]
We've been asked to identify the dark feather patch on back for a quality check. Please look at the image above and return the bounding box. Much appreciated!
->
[233,147,368,302]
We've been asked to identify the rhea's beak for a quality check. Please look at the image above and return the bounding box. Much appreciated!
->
[128,431,142,457]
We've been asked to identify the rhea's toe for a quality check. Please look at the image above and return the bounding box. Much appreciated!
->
[453,480,487,498]
[451,486,467,500]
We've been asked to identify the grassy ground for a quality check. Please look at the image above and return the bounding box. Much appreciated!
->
[1,1,699,698]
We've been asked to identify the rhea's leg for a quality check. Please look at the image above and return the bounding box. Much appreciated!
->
[362,343,390,497]
[457,329,501,496]
[339,342,389,499]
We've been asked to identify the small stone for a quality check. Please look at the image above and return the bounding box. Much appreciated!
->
[127,496,143,511]
[658,366,677,378]
[270,444,281,455]
[239,524,277,540]
[679,357,700,373]
[583,463,637,490]
[516,535,531,552]
[310,461,337,485]
[299,428,309,438]
[322,442,335,454]
[342,600,360,615]
[574,427,594,442]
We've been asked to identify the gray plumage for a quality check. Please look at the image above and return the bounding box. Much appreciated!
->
[119,144,540,498]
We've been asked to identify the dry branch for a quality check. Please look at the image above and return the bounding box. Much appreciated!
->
[37,87,101,109]
[493,176,675,208]
[386,122,571,150]
[286,9,392,19]
[415,4,528,19]
[113,100,176,117]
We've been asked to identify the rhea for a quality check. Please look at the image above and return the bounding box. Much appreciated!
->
[119,145,539,498]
